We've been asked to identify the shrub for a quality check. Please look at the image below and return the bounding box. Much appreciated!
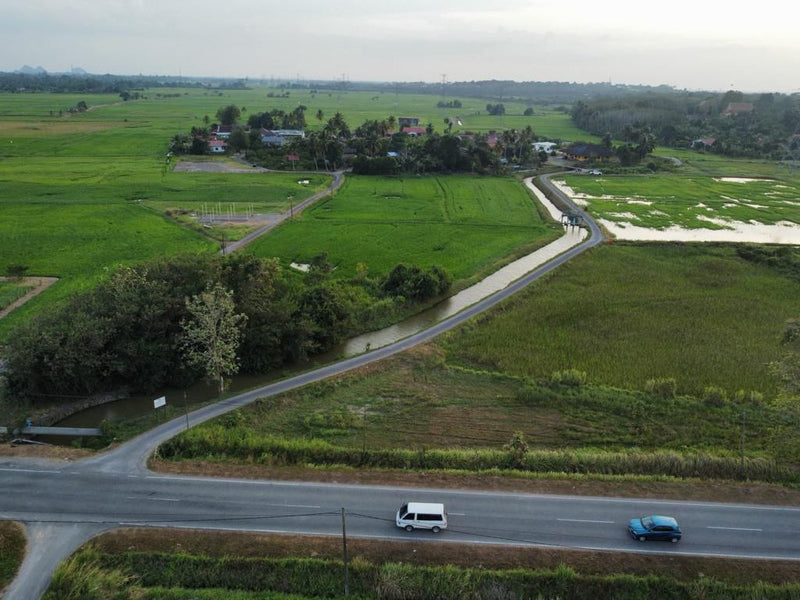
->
[734,389,764,404]
[550,369,587,386]
[645,377,677,399]
[703,385,728,407]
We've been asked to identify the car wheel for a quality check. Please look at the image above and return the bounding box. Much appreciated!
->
[638,535,647,542]
[432,526,440,533]
[405,525,414,532]
[671,537,679,543]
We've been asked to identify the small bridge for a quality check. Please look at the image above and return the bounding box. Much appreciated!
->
[18,426,103,437]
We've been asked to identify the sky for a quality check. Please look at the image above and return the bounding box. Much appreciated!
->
[2,0,799,93]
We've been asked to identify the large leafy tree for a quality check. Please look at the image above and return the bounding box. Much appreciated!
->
[181,283,247,395]
[215,104,241,126]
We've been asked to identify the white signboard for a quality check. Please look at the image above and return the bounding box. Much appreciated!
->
[153,396,167,409]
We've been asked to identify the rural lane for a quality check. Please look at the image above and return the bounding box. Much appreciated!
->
[223,170,345,254]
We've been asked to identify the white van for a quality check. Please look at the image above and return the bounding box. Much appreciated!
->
[396,502,448,533]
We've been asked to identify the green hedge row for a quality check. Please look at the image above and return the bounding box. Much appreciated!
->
[52,550,800,600]
[159,428,795,483]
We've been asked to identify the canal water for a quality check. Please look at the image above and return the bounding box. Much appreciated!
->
[55,179,584,428]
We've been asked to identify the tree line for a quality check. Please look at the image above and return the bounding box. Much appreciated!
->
[571,90,800,159]
[171,104,547,174]
[6,254,450,402]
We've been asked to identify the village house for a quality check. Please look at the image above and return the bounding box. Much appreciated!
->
[212,125,232,139]
[691,137,716,150]
[398,117,420,128]
[401,126,426,137]
[209,139,227,154]
[533,141,557,153]
[261,129,306,146]
[562,143,613,162]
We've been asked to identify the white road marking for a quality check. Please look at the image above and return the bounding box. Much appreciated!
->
[707,526,762,532]
[0,467,60,474]
[557,518,615,524]
[265,503,321,509]
[125,496,180,502]
[449,512,466,516]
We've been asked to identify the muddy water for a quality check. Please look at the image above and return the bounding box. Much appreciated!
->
[56,179,584,428]
[342,226,586,355]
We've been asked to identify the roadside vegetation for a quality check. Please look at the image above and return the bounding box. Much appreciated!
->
[46,530,800,599]
[0,521,25,592]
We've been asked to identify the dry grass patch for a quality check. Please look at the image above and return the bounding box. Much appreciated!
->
[0,521,25,592]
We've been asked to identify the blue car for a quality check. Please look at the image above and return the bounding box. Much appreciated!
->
[627,515,682,542]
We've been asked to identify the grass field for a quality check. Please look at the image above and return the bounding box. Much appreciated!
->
[0,281,33,310]
[0,88,577,340]
[443,243,797,396]
[166,346,793,460]
[248,174,560,282]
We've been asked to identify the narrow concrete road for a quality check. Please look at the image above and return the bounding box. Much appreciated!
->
[224,170,345,254]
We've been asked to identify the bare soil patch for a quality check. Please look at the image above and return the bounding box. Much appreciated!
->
[149,459,800,506]
[0,443,91,461]
[92,527,800,585]
[173,160,268,173]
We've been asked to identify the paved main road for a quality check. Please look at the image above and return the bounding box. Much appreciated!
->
[3,175,797,600]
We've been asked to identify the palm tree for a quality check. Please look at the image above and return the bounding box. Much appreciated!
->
[316,109,324,122]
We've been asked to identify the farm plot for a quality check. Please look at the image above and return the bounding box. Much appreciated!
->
[248,174,560,282]
[552,174,800,243]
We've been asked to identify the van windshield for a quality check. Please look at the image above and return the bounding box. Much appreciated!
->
[399,504,408,516]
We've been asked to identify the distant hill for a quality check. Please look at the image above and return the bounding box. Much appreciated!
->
[16,65,47,75]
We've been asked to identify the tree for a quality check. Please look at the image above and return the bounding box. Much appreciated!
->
[772,318,800,395]
[216,104,241,126]
[523,107,534,116]
[181,283,247,394]
[228,127,249,152]
[316,109,324,122]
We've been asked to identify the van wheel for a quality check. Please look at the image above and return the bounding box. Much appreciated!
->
[432,526,440,533]
[405,525,414,532]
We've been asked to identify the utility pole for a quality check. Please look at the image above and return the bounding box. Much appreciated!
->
[740,411,746,479]
[341,507,350,597]
[184,390,189,431]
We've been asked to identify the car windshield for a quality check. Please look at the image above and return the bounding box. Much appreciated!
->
[641,516,654,529]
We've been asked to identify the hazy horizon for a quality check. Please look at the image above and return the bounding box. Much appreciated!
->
[2,0,798,94]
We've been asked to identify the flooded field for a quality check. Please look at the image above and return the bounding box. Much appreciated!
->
[552,177,800,244]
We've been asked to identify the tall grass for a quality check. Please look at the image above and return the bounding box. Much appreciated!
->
[0,521,26,591]
[48,548,800,600]
[159,430,794,484]
[443,243,800,396]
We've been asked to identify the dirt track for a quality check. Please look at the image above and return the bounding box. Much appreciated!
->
[0,277,58,320]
